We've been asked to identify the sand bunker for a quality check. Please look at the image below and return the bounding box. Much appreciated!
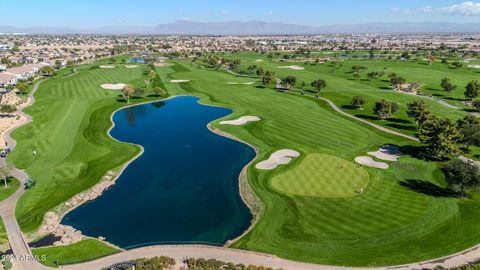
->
[170,79,191,83]
[468,65,480,69]
[220,116,260,126]
[368,145,403,161]
[256,149,300,170]
[125,65,138,68]
[99,65,115,69]
[101,83,127,90]
[355,156,389,169]
[227,82,255,85]
[255,59,264,62]
[277,65,305,70]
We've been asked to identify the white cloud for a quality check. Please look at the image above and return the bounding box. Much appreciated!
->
[221,10,231,16]
[392,1,480,16]
[181,17,191,21]
[265,11,274,17]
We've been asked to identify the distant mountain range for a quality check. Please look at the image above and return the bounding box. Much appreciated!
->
[1,21,480,35]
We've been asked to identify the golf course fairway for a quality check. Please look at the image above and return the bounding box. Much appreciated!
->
[6,53,480,267]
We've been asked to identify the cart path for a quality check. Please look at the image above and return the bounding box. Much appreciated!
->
[0,75,480,270]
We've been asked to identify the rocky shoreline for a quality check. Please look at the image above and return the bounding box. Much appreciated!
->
[37,170,117,246]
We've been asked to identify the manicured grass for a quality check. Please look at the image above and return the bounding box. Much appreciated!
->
[222,52,474,137]
[32,239,119,267]
[0,177,20,202]
[8,52,480,267]
[8,59,162,233]
[158,59,480,266]
[0,218,7,247]
[271,154,369,198]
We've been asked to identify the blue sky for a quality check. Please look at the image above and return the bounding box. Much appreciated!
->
[2,0,480,27]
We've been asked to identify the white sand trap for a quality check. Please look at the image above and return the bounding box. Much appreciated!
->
[255,59,264,62]
[170,80,191,83]
[125,65,139,68]
[99,65,115,69]
[220,116,260,126]
[256,149,300,170]
[368,145,402,161]
[468,65,480,69]
[277,65,305,70]
[227,82,255,85]
[101,83,127,90]
[355,156,389,169]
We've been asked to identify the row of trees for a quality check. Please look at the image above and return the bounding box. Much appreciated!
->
[348,96,479,161]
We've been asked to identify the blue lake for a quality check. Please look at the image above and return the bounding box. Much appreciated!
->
[127,57,145,63]
[62,96,255,248]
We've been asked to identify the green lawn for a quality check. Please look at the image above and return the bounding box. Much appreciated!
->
[32,239,119,267]
[0,177,20,202]
[159,59,480,266]
[0,218,7,247]
[271,154,369,198]
[8,58,162,233]
[7,53,480,267]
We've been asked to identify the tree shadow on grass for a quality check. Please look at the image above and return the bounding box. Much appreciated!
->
[388,118,411,124]
[444,96,465,102]
[356,114,378,121]
[341,105,360,110]
[463,108,479,113]
[386,123,417,131]
[400,179,457,198]
[398,145,426,160]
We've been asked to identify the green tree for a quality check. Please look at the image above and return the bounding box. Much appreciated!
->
[473,100,480,111]
[351,65,367,80]
[457,115,480,150]
[311,79,327,97]
[16,81,27,94]
[261,71,275,87]
[0,165,13,188]
[389,73,407,87]
[152,87,167,97]
[39,66,55,76]
[121,85,134,103]
[440,77,456,95]
[442,159,480,197]
[281,76,297,90]
[367,72,381,81]
[419,116,462,159]
[451,61,463,69]
[256,66,265,77]
[0,104,17,116]
[350,96,367,109]
[406,100,430,130]
[54,59,62,69]
[373,99,394,119]
[465,80,480,100]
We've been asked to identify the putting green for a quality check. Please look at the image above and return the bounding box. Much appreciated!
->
[271,154,369,198]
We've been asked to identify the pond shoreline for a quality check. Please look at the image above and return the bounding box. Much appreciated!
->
[52,95,258,249]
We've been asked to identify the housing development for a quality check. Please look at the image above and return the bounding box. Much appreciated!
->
[0,1,480,270]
